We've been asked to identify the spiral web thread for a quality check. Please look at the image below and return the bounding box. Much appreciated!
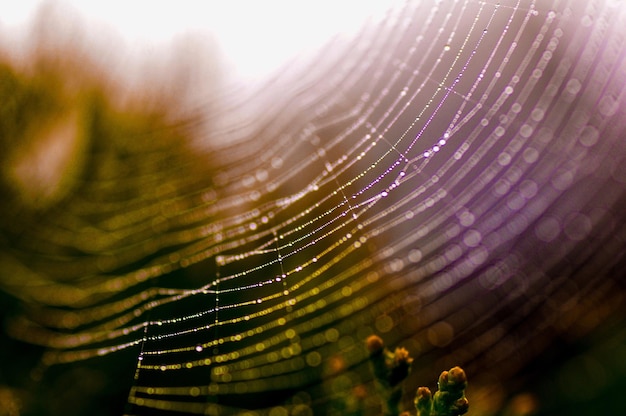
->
[3,0,626,414]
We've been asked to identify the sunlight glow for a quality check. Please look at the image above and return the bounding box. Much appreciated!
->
[0,0,400,81]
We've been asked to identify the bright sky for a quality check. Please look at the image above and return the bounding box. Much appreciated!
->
[0,0,399,81]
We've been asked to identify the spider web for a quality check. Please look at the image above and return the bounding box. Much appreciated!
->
[2,0,626,414]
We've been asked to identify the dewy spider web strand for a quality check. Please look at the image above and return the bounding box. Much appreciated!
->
[6,0,572,362]
[12,0,568,354]
[130,0,624,408]
[25,0,502,360]
[2,0,626,415]
[8,0,424,318]
[8,0,410,332]
[128,0,540,376]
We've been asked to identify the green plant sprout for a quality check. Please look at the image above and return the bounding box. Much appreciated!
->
[413,366,469,416]
[366,334,414,416]
[366,335,469,416]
